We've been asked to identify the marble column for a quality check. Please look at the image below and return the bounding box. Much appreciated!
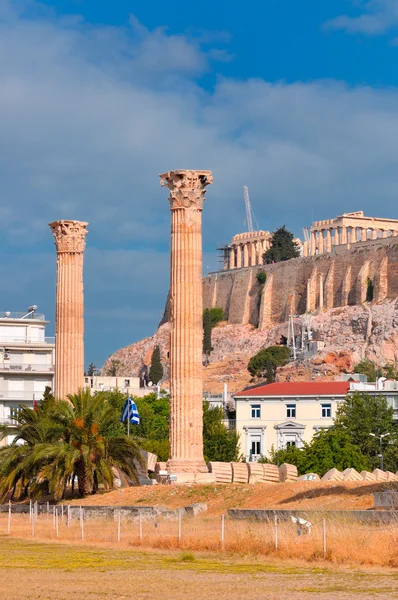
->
[236,244,242,268]
[310,231,316,256]
[361,228,367,242]
[334,227,340,246]
[382,230,388,238]
[243,243,249,267]
[251,242,256,266]
[350,227,356,244]
[341,226,347,245]
[230,246,236,269]
[49,220,88,400]
[160,169,212,474]
[372,229,378,240]
[326,229,332,252]
[318,230,324,254]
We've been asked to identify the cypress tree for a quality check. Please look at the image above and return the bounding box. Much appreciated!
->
[263,225,300,264]
[203,309,213,366]
[149,345,163,384]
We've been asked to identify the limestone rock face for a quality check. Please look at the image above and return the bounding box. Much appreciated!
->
[103,300,398,394]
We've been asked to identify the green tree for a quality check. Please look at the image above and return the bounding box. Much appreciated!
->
[353,359,382,382]
[149,345,163,385]
[106,359,120,377]
[208,307,225,327]
[86,362,97,376]
[203,309,213,365]
[334,392,398,471]
[366,277,374,302]
[203,403,240,463]
[263,226,300,264]
[266,429,368,477]
[0,390,142,499]
[248,345,290,379]
[256,271,267,285]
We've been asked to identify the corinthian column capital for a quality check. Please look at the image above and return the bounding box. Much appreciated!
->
[159,169,213,211]
[49,220,88,254]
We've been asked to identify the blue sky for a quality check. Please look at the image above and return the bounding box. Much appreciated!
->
[2,0,398,368]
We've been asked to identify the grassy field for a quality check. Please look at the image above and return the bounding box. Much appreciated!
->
[1,536,398,599]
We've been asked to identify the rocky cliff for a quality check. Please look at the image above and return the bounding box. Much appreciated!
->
[102,299,398,394]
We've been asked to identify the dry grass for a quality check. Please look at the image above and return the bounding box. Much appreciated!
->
[64,480,398,514]
[3,510,398,568]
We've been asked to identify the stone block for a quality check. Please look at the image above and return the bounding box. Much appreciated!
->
[373,469,388,481]
[343,468,363,482]
[231,462,249,484]
[360,470,376,481]
[279,463,298,482]
[172,473,196,485]
[248,463,264,484]
[386,471,398,481]
[138,477,158,486]
[298,473,320,481]
[208,462,233,484]
[194,473,216,484]
[262,464,280,483]
[321,468,344,482]
[185,503,208,516]
[155,462,167,474]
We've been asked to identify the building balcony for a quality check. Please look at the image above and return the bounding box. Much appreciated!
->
[0,311,45,321]
[0,336,55,345]
[0,363,55,373]
[0,417,18,426]
[0,391,46,401]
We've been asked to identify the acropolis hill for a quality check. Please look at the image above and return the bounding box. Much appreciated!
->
[103,211,398,392]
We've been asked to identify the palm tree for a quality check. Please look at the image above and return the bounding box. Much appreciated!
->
[0,390,142,500]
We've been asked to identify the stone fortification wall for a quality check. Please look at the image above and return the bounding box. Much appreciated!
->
[203,237,398,328]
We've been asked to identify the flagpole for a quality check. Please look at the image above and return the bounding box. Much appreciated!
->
[127,398,130,437]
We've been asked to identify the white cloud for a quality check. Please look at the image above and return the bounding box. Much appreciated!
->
[325,0,398,35]
[3,1,398,364]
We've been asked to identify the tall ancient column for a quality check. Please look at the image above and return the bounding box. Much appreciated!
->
[326,229,332,252]
[230,246,236,269]
[243,243,249,267]
[49,220,88,400]
[361,228,367,242]
[236,244,242,268]
[160,170,212,474]
[350,227,356,244]
[318,230,324,254]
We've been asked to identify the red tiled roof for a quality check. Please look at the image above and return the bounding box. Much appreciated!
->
[234,381,350,397]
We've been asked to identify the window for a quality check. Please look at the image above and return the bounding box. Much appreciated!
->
[321,403,331,418]
[124,379,130,387]
[251,404,261,418]
[286,440,296,447]
[250,436,261,457]
[286,404,296,418]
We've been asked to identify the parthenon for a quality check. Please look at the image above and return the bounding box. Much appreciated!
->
[304,211,398,257]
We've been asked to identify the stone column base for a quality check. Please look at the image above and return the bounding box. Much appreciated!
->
[166,459,208,474]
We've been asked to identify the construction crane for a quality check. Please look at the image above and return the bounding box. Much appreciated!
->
[243,186,254,232]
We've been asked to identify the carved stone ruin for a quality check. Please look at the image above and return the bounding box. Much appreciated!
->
[49,220,88,400]
[160,170,213,475]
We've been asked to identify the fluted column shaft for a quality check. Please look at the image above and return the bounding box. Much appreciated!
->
[49,220,88,400]
[318,230,324,254]
[326,229,332,252]
[160,170,212,474]
[230,247,236,269]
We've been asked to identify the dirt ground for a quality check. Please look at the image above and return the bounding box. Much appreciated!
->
[1,537,398,600]
[67,480,398,514]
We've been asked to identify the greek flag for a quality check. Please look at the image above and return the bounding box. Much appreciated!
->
[121,397,140,425]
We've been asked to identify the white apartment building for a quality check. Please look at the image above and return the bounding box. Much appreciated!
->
[83,375,158,398]
[233,379,398,461]
[0,307,55,444]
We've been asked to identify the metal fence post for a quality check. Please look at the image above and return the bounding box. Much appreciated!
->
[67,505,70,528]
[80,506,84,542]
[117,510,121,542]
[7,500,11,534]
[139,512,143,543]
[221,515,225,550]
[55,509,59,538]
[274,516,278,550]
[323,518,327,558]
[178,511,182,544]
[29,499,32,523]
